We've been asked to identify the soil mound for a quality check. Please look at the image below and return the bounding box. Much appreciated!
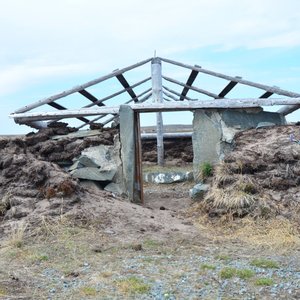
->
[201,125,300,221]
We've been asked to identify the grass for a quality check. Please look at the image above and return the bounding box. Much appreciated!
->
[219,268,255,280]
[200,263,216,271]
[255,278,274,286]
[250,258,279,269]
[200,162,213,179]
[116,276,150,295]
[215,254,231,261]
[80,286,98,296]
[6,222,28,249]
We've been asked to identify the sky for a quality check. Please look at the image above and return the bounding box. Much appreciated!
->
[1,0,300,134]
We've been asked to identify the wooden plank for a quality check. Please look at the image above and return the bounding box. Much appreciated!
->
[180,69,198,100]
[163,85,193,100]
[163,76,221,99]
[260,91,273,98]
[11,98,300,123]
[218,79,240,97]
[79,89,104,106]
[14,58,152,113]
[141,132,192,139]
[116,73,138,102]
[160,57,300,98]
[77,90,152,129]
[48,102,89,123]
[83,77,151,108]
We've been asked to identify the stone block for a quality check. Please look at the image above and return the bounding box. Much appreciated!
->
[189,183,210,200]
[71,167,116,181]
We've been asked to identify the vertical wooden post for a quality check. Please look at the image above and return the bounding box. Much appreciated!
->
[151,57,164,166]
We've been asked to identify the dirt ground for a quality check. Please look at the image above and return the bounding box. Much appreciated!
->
[0,125,300,299]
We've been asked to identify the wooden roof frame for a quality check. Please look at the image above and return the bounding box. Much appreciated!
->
[10,57,300,129]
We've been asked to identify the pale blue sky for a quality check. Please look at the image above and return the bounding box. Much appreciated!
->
[1,0,300,134]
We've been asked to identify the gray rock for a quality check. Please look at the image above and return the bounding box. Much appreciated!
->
[144,171,193,184]
[71,167,116,181]
[104,182,123,195]
[189,183,210,200]
[68,160,83,172]
[78,155,100,168]
[256,122,275,129]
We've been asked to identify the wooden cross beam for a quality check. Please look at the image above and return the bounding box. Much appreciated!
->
[163,85,193,100]
[260,91,274,98]
[79,89,105,106]
[163,76,220,99]
[179,69,199,100]
[218,78,240,98]
[48,102,89,123]
[116,73,139,102]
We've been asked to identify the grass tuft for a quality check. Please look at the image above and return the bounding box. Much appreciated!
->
[219,267,255,280]
[255,277,274,286]
[80,286,97,296]
[250,258,279,269]
[200,263,216,271]
[219,267,236,279]
[116,276,150,295]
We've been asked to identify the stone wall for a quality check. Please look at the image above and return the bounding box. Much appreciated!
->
[192,108,286,181]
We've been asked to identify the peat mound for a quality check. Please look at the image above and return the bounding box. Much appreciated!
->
[199,125,300,222]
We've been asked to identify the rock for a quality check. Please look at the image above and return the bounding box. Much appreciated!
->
[68,160,84,172]
[104,182,123,195]
[143,171,193,184]
[71,167,116,181]
[256,122,275,129]
[189,183,210,200]
[79,180,103,191]
[78,155,100,168]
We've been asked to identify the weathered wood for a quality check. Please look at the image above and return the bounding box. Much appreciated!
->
[79,89,104,106]
[14,58,152,113]
[48,102,89,123]
[11,98,300,124]
[277,104,300,115]
[151,57,164,166]
[83,77,151,108]
[218,78,240,97]
[160,57,300,99]
[180,69,198,100]
[116,73,139,102]
[163,76,221,99]
[162,90,179,101]
[163,85,194,100]
[141,132,192,139]
[260,91,273,98]
[77,89,152,129]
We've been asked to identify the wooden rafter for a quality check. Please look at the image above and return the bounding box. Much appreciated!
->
[116,73,138,102]
[218,78,240,97]
[259,91,274,98]
[163,85,193,100]
[179,69,198,100]
[79,89,104,106]
[163,76,220,99]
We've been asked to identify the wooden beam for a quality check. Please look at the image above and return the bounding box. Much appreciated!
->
[141,132,192,139]
[151,57,164,166]
[163,85,194,100]
[48,102,89,123]
[83,77,151,108]
[163,76,221,99]
[180,69,198,100]
[160,57,300,98]
[11,98,300,124]
[218,78,240,97]
[76,90,152,129]
[14,58,152,113]
[259,91,273,98]
[79,89,104,106]
[162,90,179,101]
[116,73,138,102]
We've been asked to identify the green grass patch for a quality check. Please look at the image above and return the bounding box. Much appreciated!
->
[236,269,255,279]
[250,258,279,269]
[80,286,97,296]
[200,263,216,271]
[220,268,255,280]
[116,276,150,295]
[255,278,274,286]
[219,267,236,279]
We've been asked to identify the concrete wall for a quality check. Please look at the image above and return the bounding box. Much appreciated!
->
[192,108,286,181]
